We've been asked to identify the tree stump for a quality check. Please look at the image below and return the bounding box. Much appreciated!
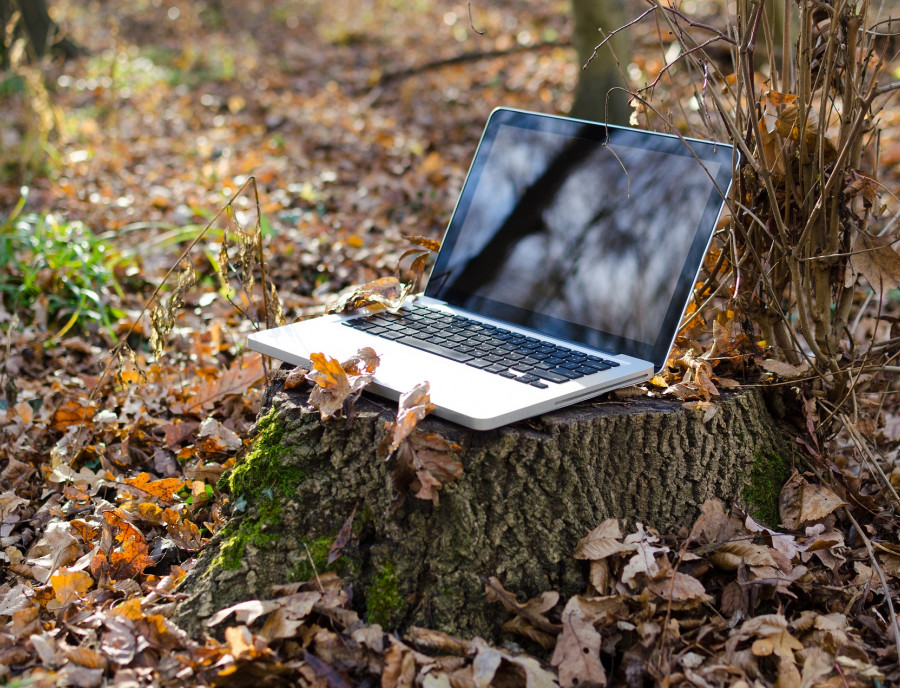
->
[174,373,792,639]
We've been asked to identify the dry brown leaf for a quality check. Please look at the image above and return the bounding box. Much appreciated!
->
[391,428,462,507]
[647,571,711,607]
[852,233,900,295]
[551,596,606,687]
[797,484,845,525]
[382,640,417,688]
[379,381,435,459]
[64,646,108,671]
[709,540,777,570]
[620,526,668,586]
[574,518,626,560]
[173,355,265,415]
[483,576,561,645]
[762,359,803,378]
[283,365,309,390]
[328,276,412,314]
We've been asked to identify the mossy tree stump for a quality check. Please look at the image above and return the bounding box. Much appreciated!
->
[174,373,791,639]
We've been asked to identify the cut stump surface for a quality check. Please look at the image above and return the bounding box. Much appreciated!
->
[175,374,791,639]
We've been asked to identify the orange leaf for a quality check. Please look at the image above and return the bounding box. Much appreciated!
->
[122,473,187,506]
[52,398,97,430]
[50,567,93,606]
[306,348,379,420]
[403,235,441,253]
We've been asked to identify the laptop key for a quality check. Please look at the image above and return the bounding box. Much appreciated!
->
[530,380,549,389]
[517,374,539,383]
[397,337,473,363]
[532,370,570,383]
[485,364,508,373]
[550,368,582,379]
[465,358,493,369]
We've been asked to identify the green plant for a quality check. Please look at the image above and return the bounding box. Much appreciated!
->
[0,191,126,337]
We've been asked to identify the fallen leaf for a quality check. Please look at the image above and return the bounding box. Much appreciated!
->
[647,571,711,606]
[328,276,412,314]
[379,381,435,459]
[762,359,803,378]
[327,506,357,565]
[306,348,379,420]
[574,518,626,560]
[120,473,187,506]
[797,484,845,525]
[551,596,606,687]
[50,567,93,607]
[173,355,265,415]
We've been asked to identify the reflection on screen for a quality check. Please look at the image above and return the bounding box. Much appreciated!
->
[428,124,721,349]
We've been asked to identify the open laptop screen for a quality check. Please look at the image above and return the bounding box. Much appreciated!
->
[425,108,735,370]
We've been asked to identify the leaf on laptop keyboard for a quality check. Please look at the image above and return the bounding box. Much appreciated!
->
[377,381,435,459]
[327,276,412,314]
[305,348,379,420]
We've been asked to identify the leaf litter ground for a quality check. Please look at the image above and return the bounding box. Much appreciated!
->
[2,0,900,686]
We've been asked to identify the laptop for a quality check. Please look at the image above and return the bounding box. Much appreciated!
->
[249,107,735,430]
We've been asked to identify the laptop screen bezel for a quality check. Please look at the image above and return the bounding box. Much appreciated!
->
[424,107,736,371]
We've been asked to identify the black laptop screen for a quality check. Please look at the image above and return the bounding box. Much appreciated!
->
[425,109,735,369]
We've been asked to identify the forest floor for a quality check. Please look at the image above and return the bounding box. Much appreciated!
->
[2,0,900,686]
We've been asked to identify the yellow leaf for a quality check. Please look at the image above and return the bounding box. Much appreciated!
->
[50,567,92,606]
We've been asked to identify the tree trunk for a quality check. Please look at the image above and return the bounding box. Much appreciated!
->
[174,374,791,640]
[569,0,630,125]
[1,0,80,68]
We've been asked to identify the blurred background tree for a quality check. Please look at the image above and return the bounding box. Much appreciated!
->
[0,0,79,67]
[569,0,630,124]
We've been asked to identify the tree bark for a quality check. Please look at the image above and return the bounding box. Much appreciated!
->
[569,0,630,125]
[174,374,791,639]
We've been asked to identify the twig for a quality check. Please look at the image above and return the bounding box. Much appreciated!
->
[376,41,566,85]
[843,508,900,663]
[840,413,900,513]
[467,1,484,36]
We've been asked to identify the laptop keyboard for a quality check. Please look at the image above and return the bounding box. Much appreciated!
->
[341,303,618,389]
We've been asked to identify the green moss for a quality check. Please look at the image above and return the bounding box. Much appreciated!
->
[226,408,305,500]
[289,535,332,582]
[288,533,363,582]
[365,562,404,628]
[742,450,792,527]
[215,499,283,570]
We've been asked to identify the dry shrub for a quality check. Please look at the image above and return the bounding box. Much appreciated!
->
[625,0,900,442]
